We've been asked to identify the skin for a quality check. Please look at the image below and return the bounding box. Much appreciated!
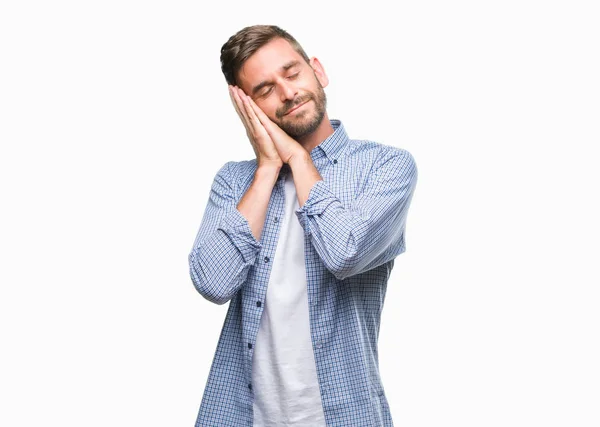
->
[229,37,335,241]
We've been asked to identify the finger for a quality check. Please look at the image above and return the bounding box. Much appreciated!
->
[241,94,263,131]
[236,91,259,137]
[247,95,274,133]
[228,86,249,130]
[234,87,254,127]
[231,86,253,131]
[228,85,246,120]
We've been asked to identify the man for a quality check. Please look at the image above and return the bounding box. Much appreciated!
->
[188,25,418,427]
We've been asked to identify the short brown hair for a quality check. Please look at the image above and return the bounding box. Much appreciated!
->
[220,25,311,86]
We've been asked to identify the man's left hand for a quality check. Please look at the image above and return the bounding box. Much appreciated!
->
[234,87,307,164]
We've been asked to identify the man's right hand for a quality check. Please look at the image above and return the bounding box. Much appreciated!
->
[229,85,283,171]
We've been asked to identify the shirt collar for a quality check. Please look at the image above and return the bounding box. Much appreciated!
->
[309,119,349,163]
[275,119,349,178]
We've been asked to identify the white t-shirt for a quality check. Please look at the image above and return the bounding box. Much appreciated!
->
[252,171,327,426]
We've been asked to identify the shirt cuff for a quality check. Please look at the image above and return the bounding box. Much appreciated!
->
[217,207,263,262]
[294,179,339,231]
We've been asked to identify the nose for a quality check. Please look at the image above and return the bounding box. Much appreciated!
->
[279,80,298,102]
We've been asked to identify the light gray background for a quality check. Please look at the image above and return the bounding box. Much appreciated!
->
[1,0,599,426]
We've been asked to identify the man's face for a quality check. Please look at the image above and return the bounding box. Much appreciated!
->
[237,38,328,138]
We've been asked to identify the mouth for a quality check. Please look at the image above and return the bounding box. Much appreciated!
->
[284,100,310,116]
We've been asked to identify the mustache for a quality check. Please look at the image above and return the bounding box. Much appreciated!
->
[278,95,313,118]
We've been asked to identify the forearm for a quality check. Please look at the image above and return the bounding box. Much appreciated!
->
[289,153,323,208]
[237,165,280,241]
[295,184,406,280]
[189,160,266,305]
[189,217,261,305]
[292,150,418,280]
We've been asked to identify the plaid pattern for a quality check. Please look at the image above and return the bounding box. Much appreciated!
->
[189,119,418,426]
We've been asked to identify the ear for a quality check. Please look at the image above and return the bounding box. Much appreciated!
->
[309,57,329,88]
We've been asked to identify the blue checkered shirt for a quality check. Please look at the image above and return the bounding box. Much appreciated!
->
[189,119,418,426]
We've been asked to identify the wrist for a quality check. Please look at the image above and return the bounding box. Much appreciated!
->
[255,164,281,183]
[288,150,310,168]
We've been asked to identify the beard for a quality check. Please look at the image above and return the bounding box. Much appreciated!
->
[274,77,327,138]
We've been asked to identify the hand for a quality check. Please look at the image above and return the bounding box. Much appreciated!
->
[242,93,308,165]
[229,85,283,170]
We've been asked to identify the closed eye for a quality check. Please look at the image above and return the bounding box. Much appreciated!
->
[260,86,274,97]
[260,72,299,97]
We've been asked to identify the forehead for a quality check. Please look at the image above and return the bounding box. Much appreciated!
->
[239,38,305,85]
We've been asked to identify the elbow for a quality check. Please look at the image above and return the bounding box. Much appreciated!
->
[323,235,401,281]
[328,264,356,281]
[187,250,236,306]
[331,269,350,281]
[321,236,362,281]
[325,255,360,282]
[191,277,232,305]
[189,266,234,305]
[202,293,231,306]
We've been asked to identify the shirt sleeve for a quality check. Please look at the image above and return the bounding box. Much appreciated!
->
[294,149,418,280]
[188,161,263,305]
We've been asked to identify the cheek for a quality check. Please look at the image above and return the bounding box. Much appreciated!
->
[259,100,279,119]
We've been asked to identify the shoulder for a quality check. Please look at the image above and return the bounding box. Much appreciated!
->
[346,138,416,171]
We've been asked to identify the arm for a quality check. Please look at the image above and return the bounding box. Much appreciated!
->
[237,166,281,242]
[234,88,418,280]
[293,149,418,280]
[188,161,277,305]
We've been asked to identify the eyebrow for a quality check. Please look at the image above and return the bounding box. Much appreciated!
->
[251,60,302,96]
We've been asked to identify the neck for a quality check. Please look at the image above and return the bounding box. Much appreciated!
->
[296,113,335,154]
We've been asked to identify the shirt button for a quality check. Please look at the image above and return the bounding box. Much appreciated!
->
[333,159,338,164]
[248,342,253,349]
[248,383,252,390]
[274,217,279,223]
[264,256,270,263]
[256,301,261,307]
[316,341,323,349]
